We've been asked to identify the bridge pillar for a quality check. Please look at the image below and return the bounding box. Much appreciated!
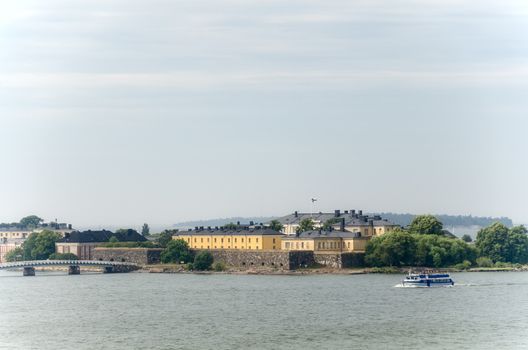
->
[23,267,35,276]
[68,265,80,275]
[103,266,114,273]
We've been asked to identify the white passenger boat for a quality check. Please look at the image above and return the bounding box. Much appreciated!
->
[402,272,454,287]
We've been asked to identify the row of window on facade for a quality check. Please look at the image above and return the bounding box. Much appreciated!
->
[191,245,276,250]
[284,241,352,250]
[0,232,28,238]
[185,237,276,244]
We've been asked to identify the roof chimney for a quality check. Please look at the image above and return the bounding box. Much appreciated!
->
[334,209,341,218]
[294,211,298,218]
[340,218,345,232]
[351,210,355,216]
[358,210,363,216]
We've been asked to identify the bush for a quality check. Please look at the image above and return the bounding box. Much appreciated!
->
[454,260,472,270]
[48,253,78,260]
[476,257,493,268]
[193,251,214,271]
[185,263,194,271]
[161,239,193,264]
[212,261,226,272]
[494,261,512,268]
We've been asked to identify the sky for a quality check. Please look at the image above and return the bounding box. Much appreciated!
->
[0,0,527,229]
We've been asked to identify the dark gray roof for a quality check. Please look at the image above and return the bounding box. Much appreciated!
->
[174,227,284,237]
[58,230,147,243]
[282,230,363,239]
[275,210,398,227]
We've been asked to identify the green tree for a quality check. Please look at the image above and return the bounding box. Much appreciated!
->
[22,230,61,260]
[269,220,283,232]
[475,223,528,263]
[141,223,150,236]
[223,222,238,230]
[4,247,24,262]
[365,229,416,267]
[193,251,214,270]
[19,215,43,228]
[365,228,477,268]
[461,234,472,243]
[161,239,193,264]
[108,236,119,243]
[296,219,315,234]
[322,218,340,231]
[157,229,177,247]
[408,215,443,235]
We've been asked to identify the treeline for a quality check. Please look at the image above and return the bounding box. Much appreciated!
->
[375,213,513,228]
[365,215,528,268]
[0,215,45,229]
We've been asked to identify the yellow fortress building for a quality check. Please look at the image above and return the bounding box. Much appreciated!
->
[281,229,369,253]
[173,226,284,251]
[275,209,399,237]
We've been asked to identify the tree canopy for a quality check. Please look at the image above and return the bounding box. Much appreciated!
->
[269,220,283,232]
[157,230,177,248]
[365,228,477,268]
[141,223,150,236]
[475,223,528,263]
[408,215,443,235]
[4,247,24,262]
[296,219,315,234]
[22,230,61,260]
[161,239,193,264]
[19,215,43,228]
[193,251,214,270]
[461,234,472,243]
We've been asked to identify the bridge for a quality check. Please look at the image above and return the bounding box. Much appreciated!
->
[0,260,140,276]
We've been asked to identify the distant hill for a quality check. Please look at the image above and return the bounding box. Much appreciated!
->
[173,217,277,229]
[373,213,513,228]
[174,213,513,230]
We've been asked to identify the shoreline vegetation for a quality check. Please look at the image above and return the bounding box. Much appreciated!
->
[142,264,528,275]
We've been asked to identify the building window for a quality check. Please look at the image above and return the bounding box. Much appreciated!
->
[248,238,251,243]
[214,238,217,243]
[256,238,259,243]
[201,238,203,243]
[273,238,276,243]
[347,242,350,248]
[301,242,304,249]
[242,238,244,242]
[221,238,224,243]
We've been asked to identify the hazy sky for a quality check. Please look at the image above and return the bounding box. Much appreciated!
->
[1,0,527,228]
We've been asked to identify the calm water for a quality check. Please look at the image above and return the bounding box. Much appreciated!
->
[1,271,528,350]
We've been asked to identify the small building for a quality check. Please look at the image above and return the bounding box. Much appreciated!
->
[0,223,74,240]
[275,209,399,237]
[55,229,147,260]
[174,226,284,251]
[281,228,369,253]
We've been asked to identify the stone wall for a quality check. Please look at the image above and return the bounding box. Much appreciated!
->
[314,252,365,268]
[93,248,163,265]
[204,250,315,270]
